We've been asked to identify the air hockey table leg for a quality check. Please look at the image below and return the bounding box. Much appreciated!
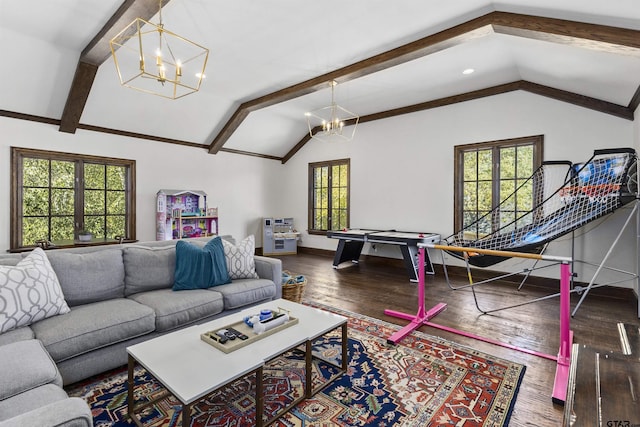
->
[333,239,365,267]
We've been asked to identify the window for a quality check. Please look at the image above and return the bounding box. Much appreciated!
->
[308,159,350,234]
[11,147,136,251]
[454,135,543,238]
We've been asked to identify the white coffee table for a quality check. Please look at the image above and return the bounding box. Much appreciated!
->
[126,299,348,427]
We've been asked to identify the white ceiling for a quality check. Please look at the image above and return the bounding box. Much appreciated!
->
[1,0,639,159]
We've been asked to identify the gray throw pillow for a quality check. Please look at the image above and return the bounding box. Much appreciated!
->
[46,249,125,306]
[123,245,176,296]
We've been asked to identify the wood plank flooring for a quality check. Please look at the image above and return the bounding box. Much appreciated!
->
[274,250,640,427]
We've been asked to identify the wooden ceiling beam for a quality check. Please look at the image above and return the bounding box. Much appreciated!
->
[59,0,171,134]
[4,79,632,162]
[358,82,522,124]
[210,11,640,157]
[491,11,640,55]
[59,62,99,133]
[280,80,634,163]
[629,85,640,112]
[55,7,640,153]
[520,81,634,120]
[281,129,317,164]
[208,14,496,154]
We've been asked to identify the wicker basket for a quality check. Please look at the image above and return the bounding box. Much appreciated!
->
[281,270,307,303]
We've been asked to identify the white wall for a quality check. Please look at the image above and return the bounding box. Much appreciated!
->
[277,91,638,288]
[0,116,283,249]
[1,90,637,289]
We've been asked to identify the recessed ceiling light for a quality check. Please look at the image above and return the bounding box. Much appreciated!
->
[462,68,475,75]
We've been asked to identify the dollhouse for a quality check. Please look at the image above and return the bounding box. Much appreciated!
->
[156,190,218,240]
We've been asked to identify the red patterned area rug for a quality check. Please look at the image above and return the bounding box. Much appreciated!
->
[66,303,525,426]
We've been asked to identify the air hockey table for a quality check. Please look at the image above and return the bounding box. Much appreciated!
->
[326,229,441,282]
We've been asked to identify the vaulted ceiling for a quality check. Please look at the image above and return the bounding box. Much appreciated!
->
[1,0,639,163]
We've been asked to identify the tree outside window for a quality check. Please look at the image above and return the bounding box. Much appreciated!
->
[308,159,350,233]
[11,147,136,251]
[454,136,543,239]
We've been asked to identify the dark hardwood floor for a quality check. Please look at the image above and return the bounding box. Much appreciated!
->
[274,250,640,427]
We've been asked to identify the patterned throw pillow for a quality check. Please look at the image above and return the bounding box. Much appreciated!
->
[222,235,260,280]
[0,248,70,333]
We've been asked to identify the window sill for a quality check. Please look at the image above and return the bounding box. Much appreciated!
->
[8,238,138,253]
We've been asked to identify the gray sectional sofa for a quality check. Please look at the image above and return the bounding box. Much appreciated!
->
[0,236,282,427]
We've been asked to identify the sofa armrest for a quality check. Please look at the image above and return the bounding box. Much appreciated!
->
[0,397,92,427]
[0,340,62,401]
[254,256,283,299]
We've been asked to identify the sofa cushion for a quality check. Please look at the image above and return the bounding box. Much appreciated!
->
[128,288,224,332]
[0,248,70,333]
[0,326,34,347]
[0,383,70,422]
[30,299,155,363]
[222,235,259,280]
[123,245,175,296]
[45,249,125,306]
[0,255,21,266]
[210,278,276,310]
[0,339,62,401]
[173,238,230,291]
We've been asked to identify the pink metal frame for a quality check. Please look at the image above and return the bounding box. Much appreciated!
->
[384,246,573,404]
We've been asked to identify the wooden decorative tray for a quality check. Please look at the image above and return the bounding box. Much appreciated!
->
[200,314,298,354]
